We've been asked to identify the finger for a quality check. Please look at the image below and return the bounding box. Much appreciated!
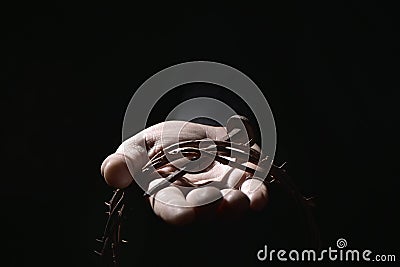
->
[150,183,195,226]
[186,186,223,221]
[221,160,260,189]
[224,167,248,189]
[101,153,135,188]
[216,143,263,189]
[240,178,268,211]
[100,122,172,189]
[101,129,148,188]
[223,145,268,184]
[218,189,250,220]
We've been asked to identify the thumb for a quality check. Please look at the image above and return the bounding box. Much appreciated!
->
[101,131,149,188]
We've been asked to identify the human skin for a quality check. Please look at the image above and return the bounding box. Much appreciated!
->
[101,121,268,225]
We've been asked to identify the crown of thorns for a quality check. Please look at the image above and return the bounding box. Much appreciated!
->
[95,118,319,266]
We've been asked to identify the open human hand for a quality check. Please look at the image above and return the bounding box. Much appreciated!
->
[101,119,268,225]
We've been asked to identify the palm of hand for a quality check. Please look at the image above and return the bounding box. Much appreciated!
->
[101,121,268,225]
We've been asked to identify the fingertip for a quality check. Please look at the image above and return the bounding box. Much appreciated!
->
[218,189,250,220]
[162,205,196,226]
[186,186,223,221]
[241,179,268,211]
[152,187,195,226]
[101,153,133,188]
[186,186,222,207]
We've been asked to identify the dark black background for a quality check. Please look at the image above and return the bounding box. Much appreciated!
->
[3,1,399,266]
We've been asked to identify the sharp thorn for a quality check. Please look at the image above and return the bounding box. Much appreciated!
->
[121,239,128,243]
[105,211,110,215]
[243,139,253,146]
[94,250,102,256]
[279,162,287,169]
[104,202,110,207]
[95,238,103,243]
